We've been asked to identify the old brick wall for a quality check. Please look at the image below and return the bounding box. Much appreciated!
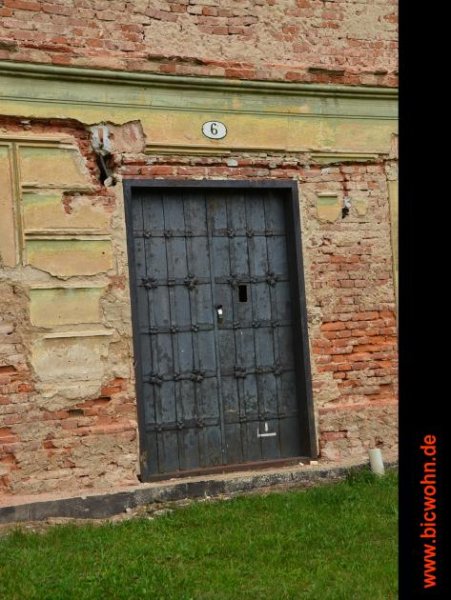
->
[0,112,398,497]
[0,0,398,499]
[117,151,398,462]
[0,117,138,496]
[0,0,397,87]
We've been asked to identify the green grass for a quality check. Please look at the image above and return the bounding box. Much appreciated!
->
[0,469,397,600]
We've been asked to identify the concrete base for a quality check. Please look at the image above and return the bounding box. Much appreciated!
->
[0,457,398,524]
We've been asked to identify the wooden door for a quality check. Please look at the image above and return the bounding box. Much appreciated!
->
[126,183,315,479]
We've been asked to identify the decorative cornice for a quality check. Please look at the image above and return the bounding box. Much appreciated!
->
[0,61,398,101]
[0,60,397,157]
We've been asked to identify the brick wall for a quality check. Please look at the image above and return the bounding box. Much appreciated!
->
[117,151,398,463]
[0,0,398,497]
[0,114,397,497]
[0,0,397,86]
[0,117,138,496]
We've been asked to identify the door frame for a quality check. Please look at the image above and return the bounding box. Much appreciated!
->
[123,179,317,480]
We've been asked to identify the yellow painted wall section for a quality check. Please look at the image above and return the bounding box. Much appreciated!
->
[0,145,17,267]
[25,239,113,277]
[316,195,341,223]
[29,287,104,327]
[23,192,110,233]
[19,146,94,190]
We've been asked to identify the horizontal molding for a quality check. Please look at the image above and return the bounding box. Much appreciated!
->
[145,144,233,156]
[0,61,398,100]
[42,329,114,339]
[29,283,105,290]
[24,230,110,238]
[28,279,109,289]
[21,184,96,192]
[0,94,398,121]
[0,61,397,156]
[311,151,383,164]
[145,145,389,159]
[0,134,75,145]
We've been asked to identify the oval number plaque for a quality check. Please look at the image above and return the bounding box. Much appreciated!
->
[202,121,227,140]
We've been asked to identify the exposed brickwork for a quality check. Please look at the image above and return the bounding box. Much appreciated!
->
[0,0,397,86]
[0,121,398,496]
[0,283,35,494]
[115,149,398,462]
[0,116,138,497]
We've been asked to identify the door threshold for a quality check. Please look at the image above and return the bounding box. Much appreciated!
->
[143,457,311,482]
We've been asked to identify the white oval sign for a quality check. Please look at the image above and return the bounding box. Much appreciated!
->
[202,121,227,140]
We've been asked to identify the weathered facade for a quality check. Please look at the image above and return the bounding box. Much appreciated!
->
[0,0,397,499]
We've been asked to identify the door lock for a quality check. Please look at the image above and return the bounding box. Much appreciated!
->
[216,305,224,324]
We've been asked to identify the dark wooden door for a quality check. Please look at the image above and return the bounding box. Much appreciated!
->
[128,185,311,478]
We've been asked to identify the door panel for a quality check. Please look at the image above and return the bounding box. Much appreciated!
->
[206,189,301,465]
[128,186,309,476]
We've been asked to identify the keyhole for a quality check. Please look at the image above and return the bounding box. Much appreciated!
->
[238,285,248,303]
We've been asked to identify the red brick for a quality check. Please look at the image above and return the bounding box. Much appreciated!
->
[330,354,347,363]
[317,364,338,373]
[353,312,380,321]
[321,322,345,332]
[331,339,353,348]
[159,63,177,74]
[225,68,256,78]
[311,339,332,349]
[322,431,347,441]
[146,166,176,176]
[202,7,217,16]
[351,344,381,353]
[346,321,369,331]
[315,356,332,365]
[17,382,33,392]
[42,3,72,16]
[0,427,19,442]
[350,352,372,362]
[4,0,41,10]
[334,331,352,339]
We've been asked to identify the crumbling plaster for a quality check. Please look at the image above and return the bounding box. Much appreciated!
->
[0,83,397,496]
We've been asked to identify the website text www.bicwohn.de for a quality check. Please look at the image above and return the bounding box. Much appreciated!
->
[419,435,438,589]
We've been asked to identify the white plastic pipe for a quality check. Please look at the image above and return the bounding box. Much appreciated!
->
[368,448,385,476]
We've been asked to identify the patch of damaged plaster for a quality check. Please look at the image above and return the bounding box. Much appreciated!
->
[23,191,110,232]
[89,121,147,157]
[1,119,140,496]
[315,193,342,222]
[19,146,95,191]
[25,239,114,278]
[353,198,368,216]
[31,334,112,409]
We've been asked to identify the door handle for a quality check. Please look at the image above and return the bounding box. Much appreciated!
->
[215,305,224,324]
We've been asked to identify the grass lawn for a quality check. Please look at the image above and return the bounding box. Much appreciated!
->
[0,469,397,600]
